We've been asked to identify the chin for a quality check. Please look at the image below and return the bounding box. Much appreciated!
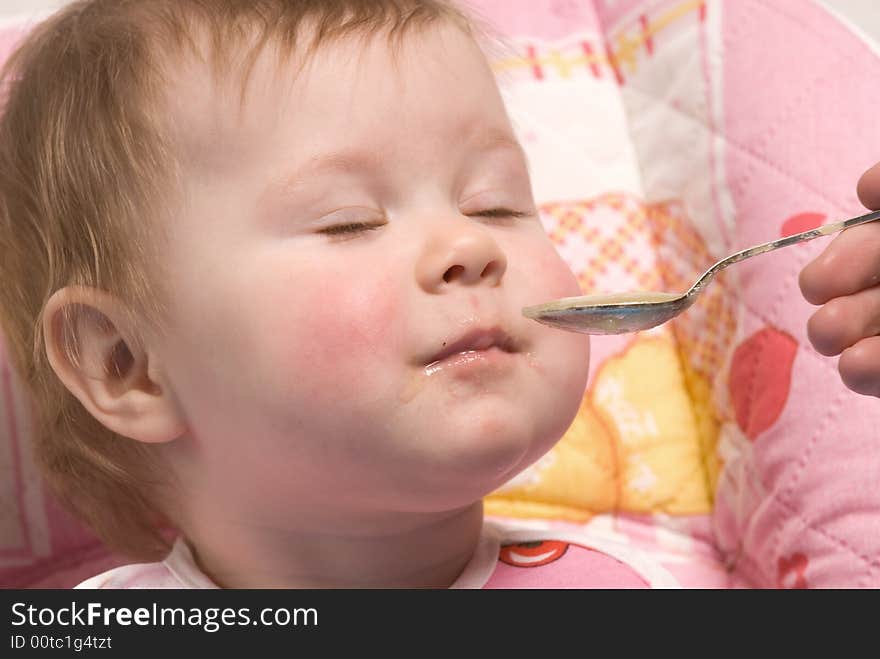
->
[384,418,563,512]
[424,406,555,489]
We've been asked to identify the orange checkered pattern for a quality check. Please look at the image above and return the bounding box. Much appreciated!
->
[539,194,737,381]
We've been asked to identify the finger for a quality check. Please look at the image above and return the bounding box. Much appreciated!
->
[857,160,880,210]
[839,335,880,397]
[799,222,880,305]
[806,285,880,356]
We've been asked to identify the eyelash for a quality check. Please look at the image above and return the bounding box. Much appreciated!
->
[318,222,385,236]
[318,209,529,239]
[470,208,530,220]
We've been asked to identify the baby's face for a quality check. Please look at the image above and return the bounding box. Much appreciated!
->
[155,23,589,522]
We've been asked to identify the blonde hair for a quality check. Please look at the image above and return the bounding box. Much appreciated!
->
[0,0,473,561]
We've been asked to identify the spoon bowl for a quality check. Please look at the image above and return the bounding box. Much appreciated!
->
[523,291,693,335]
[523,208,880,335]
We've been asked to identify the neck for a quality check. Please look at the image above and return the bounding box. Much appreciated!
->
[180,502,485,588]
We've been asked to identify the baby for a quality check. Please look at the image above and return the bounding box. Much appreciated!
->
[0,0,681,588]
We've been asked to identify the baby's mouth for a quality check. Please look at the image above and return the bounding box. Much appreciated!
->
[425,326,519,366]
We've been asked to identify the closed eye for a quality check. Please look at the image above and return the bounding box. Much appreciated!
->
[318,222,386,237]
[469,208,531,220]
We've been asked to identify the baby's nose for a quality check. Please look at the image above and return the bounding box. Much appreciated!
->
[440,234,506,286]
[416,227,508,293]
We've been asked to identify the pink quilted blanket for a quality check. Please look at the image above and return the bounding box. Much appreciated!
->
[2,0,879,588]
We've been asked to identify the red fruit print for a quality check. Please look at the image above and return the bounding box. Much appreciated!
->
[729,327,798,440]
[781,212,826,238]
[777,553,809,589]
[500,541,569,568]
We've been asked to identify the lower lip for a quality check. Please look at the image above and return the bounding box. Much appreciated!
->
[424,347,516,376]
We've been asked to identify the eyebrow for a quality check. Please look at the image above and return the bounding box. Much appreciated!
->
[468,129,528,162]
[466,130,532,179]
[263,128,527,201]
[264,149,382,199]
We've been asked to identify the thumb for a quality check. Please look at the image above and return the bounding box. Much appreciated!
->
[856,160,880,210]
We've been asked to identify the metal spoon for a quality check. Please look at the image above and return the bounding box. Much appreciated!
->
[522,208,880,335]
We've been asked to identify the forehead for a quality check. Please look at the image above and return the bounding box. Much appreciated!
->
[162,21,508,173]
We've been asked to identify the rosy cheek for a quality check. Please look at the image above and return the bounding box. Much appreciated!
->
[531,246,582,300]
[549,261,582,298]
[263,270,403,396]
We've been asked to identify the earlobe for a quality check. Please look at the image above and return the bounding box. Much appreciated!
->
[42,286,186,444]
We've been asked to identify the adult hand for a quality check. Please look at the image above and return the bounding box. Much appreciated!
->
[799,161,880,397]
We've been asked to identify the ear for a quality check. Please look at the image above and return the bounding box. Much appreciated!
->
[42,286,186,444]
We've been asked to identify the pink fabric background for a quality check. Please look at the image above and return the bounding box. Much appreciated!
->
[713,0,880,588]
[2,0,879,588]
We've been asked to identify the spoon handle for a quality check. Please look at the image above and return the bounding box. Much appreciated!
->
[688,208,880,296]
